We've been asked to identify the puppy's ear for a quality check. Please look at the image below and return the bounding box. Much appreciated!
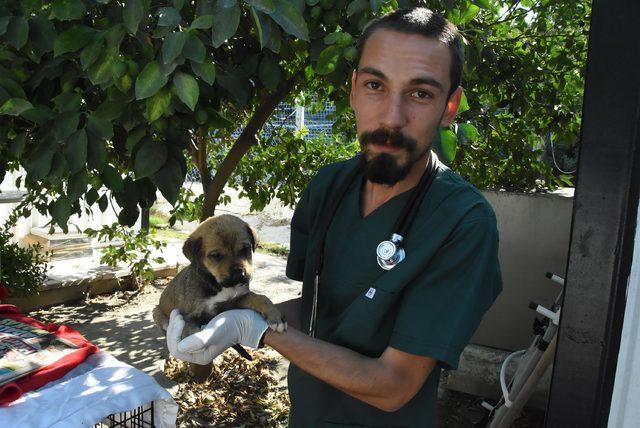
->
[182,236,203,264]
[245,225,258,252]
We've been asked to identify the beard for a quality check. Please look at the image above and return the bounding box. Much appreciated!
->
[359,128,431,185]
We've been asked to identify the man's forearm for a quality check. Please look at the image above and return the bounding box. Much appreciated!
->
[263,327,416,411]
[275,297,302,330]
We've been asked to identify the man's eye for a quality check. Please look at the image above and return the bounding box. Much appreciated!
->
[365,81,382,90]
[412,90,432,99]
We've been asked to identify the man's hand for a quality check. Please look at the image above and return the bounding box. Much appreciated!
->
[166,309,269,364]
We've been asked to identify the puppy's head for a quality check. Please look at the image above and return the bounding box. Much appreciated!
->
[182,214,257,287]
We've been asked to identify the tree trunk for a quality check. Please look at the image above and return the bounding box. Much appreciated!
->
[200,70,302,221]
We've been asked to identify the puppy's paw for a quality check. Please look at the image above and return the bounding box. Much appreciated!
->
[266,309,287,333]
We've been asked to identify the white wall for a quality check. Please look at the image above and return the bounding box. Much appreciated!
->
[473,189,574,351]
[607,199,640,427]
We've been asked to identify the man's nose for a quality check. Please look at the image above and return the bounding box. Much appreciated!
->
[379,94,408,130]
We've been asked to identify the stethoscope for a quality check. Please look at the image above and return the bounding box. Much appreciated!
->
[308,154,439,337]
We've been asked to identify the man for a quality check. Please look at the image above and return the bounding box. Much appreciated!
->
[167,7,502,426]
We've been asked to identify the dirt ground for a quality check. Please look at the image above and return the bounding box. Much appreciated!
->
[28,249,545,427]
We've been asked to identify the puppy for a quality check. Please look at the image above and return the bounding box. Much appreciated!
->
[153,214,286,381]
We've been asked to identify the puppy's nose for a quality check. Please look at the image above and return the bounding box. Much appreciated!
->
[231,265,245,276]
[230,266,247,283]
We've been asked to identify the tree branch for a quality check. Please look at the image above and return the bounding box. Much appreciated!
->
[200,69,303,220]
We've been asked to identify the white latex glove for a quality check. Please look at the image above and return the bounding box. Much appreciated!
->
[166,309,268,365]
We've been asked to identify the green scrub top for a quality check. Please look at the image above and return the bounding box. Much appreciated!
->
[286,155,502,427]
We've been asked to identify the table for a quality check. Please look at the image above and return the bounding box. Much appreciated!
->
[0,351,178,427]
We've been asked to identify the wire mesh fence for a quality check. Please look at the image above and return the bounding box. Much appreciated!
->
[186,101,336,183]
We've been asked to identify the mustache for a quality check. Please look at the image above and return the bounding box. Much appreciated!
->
[359,128,418,151]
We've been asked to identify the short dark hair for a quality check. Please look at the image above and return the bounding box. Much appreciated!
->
[355,7,464,97]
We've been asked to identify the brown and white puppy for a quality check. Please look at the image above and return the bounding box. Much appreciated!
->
[152,214,286,381]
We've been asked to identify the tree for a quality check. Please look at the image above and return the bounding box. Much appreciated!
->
[0,0,589,235]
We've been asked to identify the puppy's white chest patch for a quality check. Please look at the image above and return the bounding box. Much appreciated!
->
[203,285,249,313]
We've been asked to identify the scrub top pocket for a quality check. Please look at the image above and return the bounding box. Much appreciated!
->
[330,287,401,357]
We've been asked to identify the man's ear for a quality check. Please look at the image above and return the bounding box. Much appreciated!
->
[440,86,463,127]
[245,225,258,252]
[182,236,202,264]
[349,69,358,111]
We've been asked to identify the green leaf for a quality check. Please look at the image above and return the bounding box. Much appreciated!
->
[87,115,114,140]
[157,7,182,28]
[87,138,108,171]
[25,144,55,180]
[126,128,146,155]
[54,26,94,57]
[0,98,33,116]
[85,188,100,205]
[460,4,480,24]
[347,0,368,17]
[88,50,116,85]
[64,129,88,173]
[438,129,458,162]
[53,92,82,113]
[458,92,470,114]
[191,59,216,85]
[30,15,56,57]
[49,152,69,181]
[94,100,125,121]
[54,112,81,141]
[135,140,168,178]
[259,56,282,91]
[123,1,145,34]
[118,205,139,226]
[211,3,241,48]
[173,0,186,10]
[135,62,169,99]
[50,0,86,21]
[152,157,185,204]
[101,164,124,192]
[21,106,55,125]
[98,194,109,213]
[248,0,276,13]
[173,72,199,111]
[217,73,249,107]
[250,8,265,47]
[50,197,72,231]
[81,36,105,70]
[270,0,308,41]
[5,16,29,50]
[183,33,205,63]
[324,32,342,45]
[145,87,172,122]
[9,133,27,158]
[370,0,384,12]
[0,77,26,99]
[472,0,492,9]
[316,45,340,75]
[0,16,10,36]
[67,169,88,201]
[457,123,479,144]
[162,32,188,64]
[189,14,214,30]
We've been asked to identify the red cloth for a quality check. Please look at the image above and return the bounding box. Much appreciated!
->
[0,304,99,405]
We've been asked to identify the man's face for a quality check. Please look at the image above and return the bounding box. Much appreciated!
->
[350,29,462,185]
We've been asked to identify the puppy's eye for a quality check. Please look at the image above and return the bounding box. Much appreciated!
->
[241,245,252,255]
[208,251,222,261]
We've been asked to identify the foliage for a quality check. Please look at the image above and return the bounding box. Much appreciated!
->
[0,0,589,240]
[234,128,358,211]
[0,211,48,297]
[85,223,166,287]
[447,0,589,191]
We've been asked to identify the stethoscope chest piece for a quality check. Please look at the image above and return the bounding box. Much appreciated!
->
[376,233,405,270]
